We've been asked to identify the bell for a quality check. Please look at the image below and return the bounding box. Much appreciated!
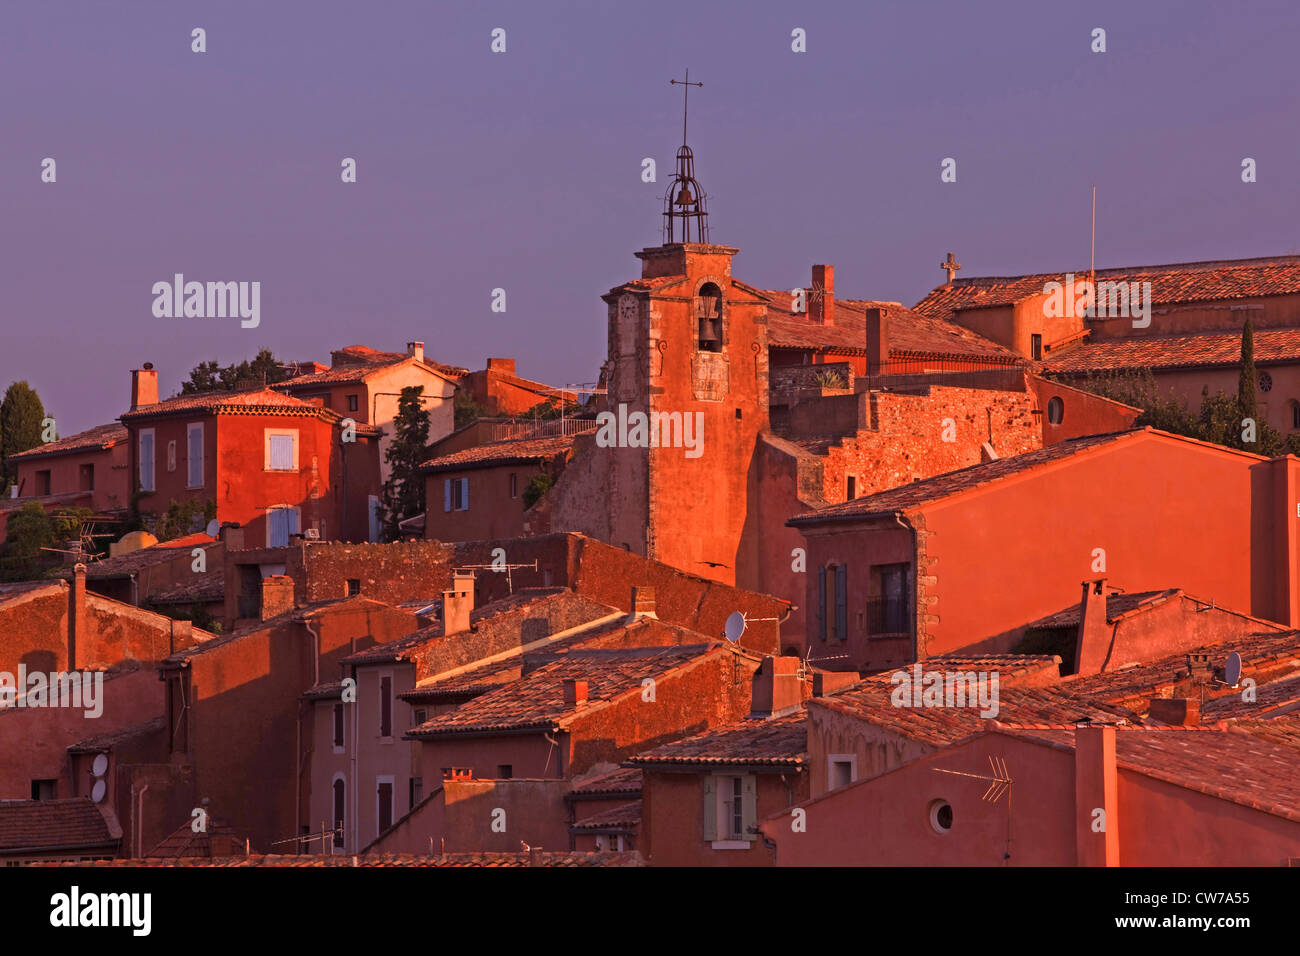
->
[675,185,694,206]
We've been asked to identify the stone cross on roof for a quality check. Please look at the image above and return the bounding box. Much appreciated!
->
[941,252,962,284]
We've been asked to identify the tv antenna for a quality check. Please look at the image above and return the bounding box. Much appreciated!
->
[723,610,781,643]
[452,559,537,594]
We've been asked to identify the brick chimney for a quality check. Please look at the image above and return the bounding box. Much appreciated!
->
[219,523,244,551]
[810,264,834,326]
[1074,723,1120,866]
[260,575,295,621]
[407,341,425,363]
[1073,579,1111,676]
[486,358,516,377]
[750,655,803,718]
[865,308,888,374]
[441,572,474,635]
[563,678,588,709]
[1147,697,1201,727]
[131,364,158,411]
[68,563,87,669]
[626,586,658,623]
[812,671,858,697]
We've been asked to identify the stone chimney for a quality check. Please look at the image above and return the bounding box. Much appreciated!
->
[750,655,803,718]
[407,341,425,363]
[1073,579,1111,676]
[131,364,158,411]
[1074,723,1120,866]
[865,308,888,374]
[486,358,516,377]
[1147,697,1200,727]
[68,563,87,669]
[626,586,658,623]
[219,523,244,551]
[441,572,474,635]
[810,264,834,326]
[812,670,859,697]
[260,575,295,621]
[563,678,588,709]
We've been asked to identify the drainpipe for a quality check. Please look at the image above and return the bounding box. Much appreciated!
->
[134,783,149,857]
[351,664,359,855]
[300,618,321,852]
[892,512,920,658]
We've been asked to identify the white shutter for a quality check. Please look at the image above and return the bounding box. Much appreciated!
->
[701,776,718,841]
[270,434,294,470]
[443,479,451,513]
[139,432,155,492]
[187,425,204,487]
[740,774,758,841]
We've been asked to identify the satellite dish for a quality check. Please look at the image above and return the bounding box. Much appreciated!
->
[91,753,108,777]
[91,780,106,804]
[205,519,220,538]
[1225,651,1242,687]
[724,611,746,643]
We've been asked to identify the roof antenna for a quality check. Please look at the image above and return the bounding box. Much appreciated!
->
[1090,185,1096,285]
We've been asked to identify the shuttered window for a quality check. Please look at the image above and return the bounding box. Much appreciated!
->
[187,424,204,488]
[139,430,155,492]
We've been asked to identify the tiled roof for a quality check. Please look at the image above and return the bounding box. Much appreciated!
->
[758,292,1022,361]
[630,712,807,766]
[1045,328,1300,373]
[421,434,577,473]
[0,580,61,606]
[146,814,238,858]
[568,767,643,796]
[120,387,324,422]
[1228,714,1300,748]
[1028,589,1182,630]
[0,798,119,852]
[150,570,224,605]
[569,801,641,832]
[1003,726,1300,823]
[1203,673,1300,720]
[277,357,461,388]
[914,255,1300,323]
[0,492,93,514]
[408,645,718,737]
[300,681,346,702]
[68,540,219,580]
[810,678,1137,748]
[7,423,127,461]
[68,716,167,754]
[38,850,643,867]
[790,431,1135,524]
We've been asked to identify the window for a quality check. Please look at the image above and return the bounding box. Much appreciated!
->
[186,423,204,488]
[930,799,953,834]
[31,779,56,800]
[409,777,423,809]
[846,476,856,500]
[509,473,518,499]
[817,564,848,641]
[379,675,392,738]
[412,708,427,726]
[1259,372,1273,393]
[78,463,94,492]
[443,477,469,512]
[497,764,513,779]
[377,778,394,835]
[735,408,742,420]
[35,470,51,496]
[829,755,857,790]
[332,704,345,751]
[868,563,910,635]
[1047,396,1064,425]
[367,495,380,542]
[332,777,346,850]
[1290,400,1300,431]
[347,394,359,412]
[696,283,723,352]
[138,430,155,492]
[346,579,361,597]
[264,429,298,471]
[167,440,176,472]
[266,506,300,547]
[702,773,756,846]
[1030,334,1043,361]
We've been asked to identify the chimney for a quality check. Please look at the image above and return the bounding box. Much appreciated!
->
[812,670,858,697]
[170,619,193,653]
[407,341,425,363]
[260,575,295,622]
[1147,697,1201,727]
[1074,723,1120,866]
[810,264,834,326]
[486,358,516,377]
[220,523,244,551]
[131,363,158,411]
[68,563,87,669]
[1074,579,1110,676]
[441,572,474,635]
[627,586,658,623]
[865,308,888,374]
[563,678,588,709]
[750,656,803,718]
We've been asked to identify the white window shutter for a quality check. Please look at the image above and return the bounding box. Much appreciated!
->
[701,776,718,841]
[443,479,451,513]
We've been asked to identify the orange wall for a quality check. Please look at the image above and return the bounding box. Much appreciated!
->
[14,443,129,513]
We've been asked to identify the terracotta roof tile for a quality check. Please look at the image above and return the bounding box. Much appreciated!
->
[120,387,324,422]
[0,798,118,852]
[631,712,807,766]
[914,255,1300,323]
[66,540,220,580]
[68,716,167,754]
[1028,589,1182,630]
[421,434,579,473]
[569,801,641,832]
[568,767,643,796]
[150,570,224,605]
[7,423,127,462]
[1045,328,1300,373]
[35,850,643,867]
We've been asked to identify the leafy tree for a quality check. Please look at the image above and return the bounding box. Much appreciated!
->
[523,472,555,510]
[1,381,46,490]
[454,390,487,429]
[376,386,431,541]
[522,395,580,420]
[153,498,217,542]
[0,502,57,580]
[181,348,288,394]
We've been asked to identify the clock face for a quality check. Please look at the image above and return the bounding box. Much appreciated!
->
[618,294,638,322]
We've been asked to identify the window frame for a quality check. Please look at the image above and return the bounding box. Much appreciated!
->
[263,428,300,472]
[186,422,205,489]
[138,428,156,492]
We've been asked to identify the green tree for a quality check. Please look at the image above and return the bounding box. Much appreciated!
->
[522,395,580,420]
[1,381,46,491]
[523,472,555,509]
[0,502,54,580]
[1238,317,1259,433]
[454,390,487,429]
[181,348,289,394]
[376,386,432,541]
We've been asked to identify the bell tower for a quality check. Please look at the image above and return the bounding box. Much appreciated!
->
[664,70,709,244]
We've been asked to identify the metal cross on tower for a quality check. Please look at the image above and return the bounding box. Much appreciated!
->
[663,69,709,243]
[670,69,703,146]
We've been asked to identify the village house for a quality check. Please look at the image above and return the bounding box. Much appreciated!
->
[455,357,577,417]
[0,798,122,865]
[7,422,129,514]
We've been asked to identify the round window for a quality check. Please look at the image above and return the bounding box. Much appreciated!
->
[1259,372,1273,392]
[1047,396,1064,425]
[929,799,953,833]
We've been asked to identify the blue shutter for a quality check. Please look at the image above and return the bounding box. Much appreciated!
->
[835,564,848,640]
[443,479,451,513]
[817,566,827,642]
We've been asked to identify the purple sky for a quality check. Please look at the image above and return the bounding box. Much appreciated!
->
[4,0,1298,434]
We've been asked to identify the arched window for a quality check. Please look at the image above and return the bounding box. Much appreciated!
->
[332,777,346,851]
[1047,396,1064,425]
[1291,400,1300,431]
[696,282,723,352]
